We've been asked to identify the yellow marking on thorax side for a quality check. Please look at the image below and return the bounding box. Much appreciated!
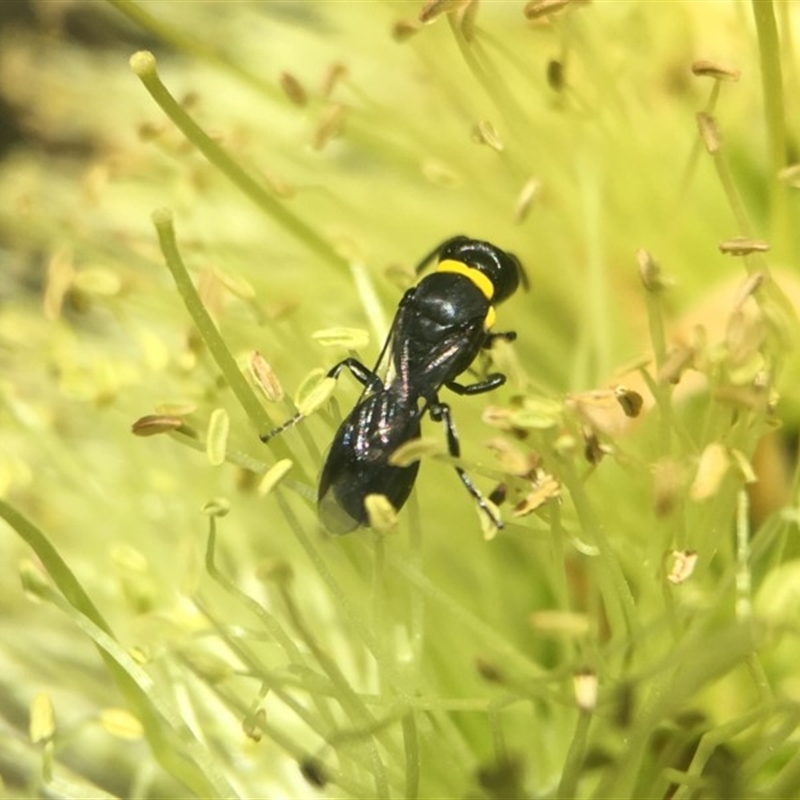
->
[436,259,496,329]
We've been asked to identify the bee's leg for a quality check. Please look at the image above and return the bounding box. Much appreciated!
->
[428,399,503,530]
[482,330,516,347]
[261,358,382,443]
[260,411,308,443]
[453,331,516,389]
[326,358,383,393]
[446,372,506,396]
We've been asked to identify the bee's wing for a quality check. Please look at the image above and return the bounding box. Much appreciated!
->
[355,288,413,401]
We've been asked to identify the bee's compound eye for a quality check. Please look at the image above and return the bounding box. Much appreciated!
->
[491,251,523,304]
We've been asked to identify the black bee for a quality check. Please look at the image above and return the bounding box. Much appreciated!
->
[265,236,523,534]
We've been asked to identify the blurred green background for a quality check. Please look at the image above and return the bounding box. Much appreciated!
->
[2,1,800,798]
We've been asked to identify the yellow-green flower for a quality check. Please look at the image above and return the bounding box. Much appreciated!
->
[1,2,800,797]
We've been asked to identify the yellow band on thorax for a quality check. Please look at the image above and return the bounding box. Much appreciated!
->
[436,259,494,300]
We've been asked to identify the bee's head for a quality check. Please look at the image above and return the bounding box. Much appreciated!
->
[437,236,525,304]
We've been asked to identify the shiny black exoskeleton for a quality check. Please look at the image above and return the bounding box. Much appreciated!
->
[313,236,524,534]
